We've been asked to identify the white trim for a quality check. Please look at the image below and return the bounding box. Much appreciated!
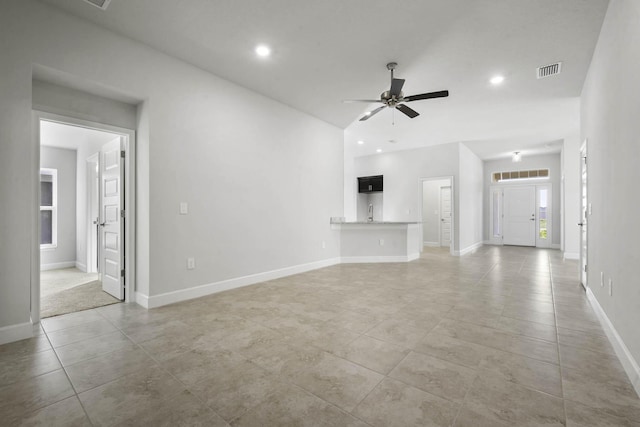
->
[563,252,580,260]
[423,241,440,247]
[40,261,76,271]
[141,258,342,309]
[586,288,640,397]
[0,322,33,346]
[32,111,137,325]
[342,254,420,264]
[75,261,87,272]
[453,241,483,256]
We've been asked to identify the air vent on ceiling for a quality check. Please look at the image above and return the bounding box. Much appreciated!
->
[537,62,562,79]
[82,0,112,10]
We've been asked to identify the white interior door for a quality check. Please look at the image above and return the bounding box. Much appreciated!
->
[99,138,124,300]
[580,142,588,288]
[503,186,536,246]
[440,186,452,247]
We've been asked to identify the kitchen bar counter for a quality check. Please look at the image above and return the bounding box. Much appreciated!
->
[331,220,421,263]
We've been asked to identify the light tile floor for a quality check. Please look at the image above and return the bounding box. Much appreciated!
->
[2,246,639,426]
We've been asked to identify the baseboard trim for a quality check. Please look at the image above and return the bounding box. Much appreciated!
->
[75,261,87,272]
[423,242,440,247]
[453,241,483,256]
[341,254,420,264]
[586,288,640,397]
[144,257,342,309]
[563,252,580,260]
[40,261,76,271]
[135,292,150,308]
[0,322,33,345]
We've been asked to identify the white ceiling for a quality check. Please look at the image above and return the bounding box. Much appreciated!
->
[41,120,119,150]
[39,0,609,159]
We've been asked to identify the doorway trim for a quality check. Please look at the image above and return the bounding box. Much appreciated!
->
[579,139,588,289]
[420,176,455,256]
[31,110,136,324]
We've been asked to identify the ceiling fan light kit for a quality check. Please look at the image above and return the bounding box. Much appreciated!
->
[344,62,449,122]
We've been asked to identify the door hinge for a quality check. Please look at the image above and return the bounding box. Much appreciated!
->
[121,269,125,277]
[121,209,126,218]
[121,150,125,158]
[584,264,587,272]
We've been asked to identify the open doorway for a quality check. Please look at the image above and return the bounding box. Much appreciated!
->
[421,177,454,255]
[35,113,135,319]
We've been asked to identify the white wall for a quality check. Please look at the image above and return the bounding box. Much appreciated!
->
[0,0,343,338]
[458,144,484,252]
[581,0,640,377]
[483,153,561,246]
[561,136,581,258]
[422,179,451,245]
[351,143,461,251]
[39,146,77,268]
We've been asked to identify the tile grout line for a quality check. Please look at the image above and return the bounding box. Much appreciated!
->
[548,253,568,425]
[42,322,96,427]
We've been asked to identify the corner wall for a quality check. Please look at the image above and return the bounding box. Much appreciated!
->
[580,0,640,389]
[458,144,484,253]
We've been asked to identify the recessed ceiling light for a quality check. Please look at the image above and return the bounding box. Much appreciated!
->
[376,148,382,153]
[357,140,364,145]
[255,45,271,57]
[490,75,505,85]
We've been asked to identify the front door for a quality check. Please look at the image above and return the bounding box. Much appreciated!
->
[99,138,125,300]
[580,142,588,288]
[503,186,536,246]
[440,186,452,247]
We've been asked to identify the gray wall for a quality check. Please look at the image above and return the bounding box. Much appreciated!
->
[0,0,343,335]
[581,0,640,371]
[459,144,484,251]
[483,153,561,246]
[39,146,77,267]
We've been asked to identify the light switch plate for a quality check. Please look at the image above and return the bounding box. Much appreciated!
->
[187,257,195,270]
[180,202,188,215]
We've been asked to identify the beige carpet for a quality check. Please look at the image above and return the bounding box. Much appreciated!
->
[40,268,99,297]
[40,268,120,318]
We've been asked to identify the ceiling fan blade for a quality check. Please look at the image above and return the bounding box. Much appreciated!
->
[359,105,387,121]
[390,78,405,97]
[343,99,383,103]
[396,104,419,119]
[404,90,449,102]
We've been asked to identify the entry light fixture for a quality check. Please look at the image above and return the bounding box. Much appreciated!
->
[490,75,505,85]
[255,45,271,57]
[512,151,522,162]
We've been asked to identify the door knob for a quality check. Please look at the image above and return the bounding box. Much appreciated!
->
[578,222,584,226]
[98,222,106,227]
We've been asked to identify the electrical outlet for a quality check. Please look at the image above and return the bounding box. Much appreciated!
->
[379,239,384,246]
[187,257,195,270]
[608,278,613,296]
[180,202,188,215]
[321,240,326,249]
[600,271,604,287]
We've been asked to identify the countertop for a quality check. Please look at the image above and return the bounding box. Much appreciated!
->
[331,220,420,225]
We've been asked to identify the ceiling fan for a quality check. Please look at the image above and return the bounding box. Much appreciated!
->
[344,62,449,121]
